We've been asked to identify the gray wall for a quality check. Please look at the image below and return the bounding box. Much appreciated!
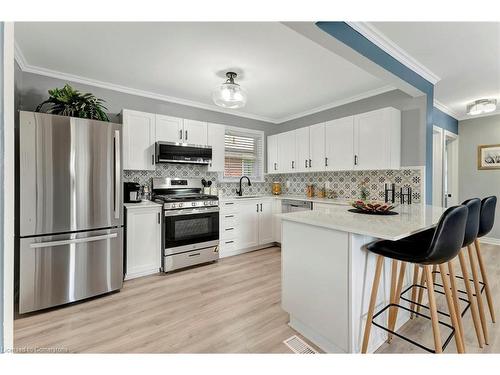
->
[16,65,277,135]
[270,90,427,167]
[459,114,500,239]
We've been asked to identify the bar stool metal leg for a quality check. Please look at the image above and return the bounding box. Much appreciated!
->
[467,244,489,344]
[439,263,465,353]
[458,250,484,348]
[474,239,496,323]
[410,264,419,319]
[424,265,443,353]
[362,255,384,353]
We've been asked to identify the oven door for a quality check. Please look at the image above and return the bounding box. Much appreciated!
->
[163,206,219,255]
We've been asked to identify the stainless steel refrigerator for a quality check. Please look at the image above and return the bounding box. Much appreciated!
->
[18,111,124,314]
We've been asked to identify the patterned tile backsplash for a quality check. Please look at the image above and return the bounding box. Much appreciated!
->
[124,163,423,203]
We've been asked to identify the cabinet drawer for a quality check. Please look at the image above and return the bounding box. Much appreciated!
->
[219,239,238,253]
[220,201,238,214]
[163,245,219,272]
[221,213,238,227]
[221,226,237,240]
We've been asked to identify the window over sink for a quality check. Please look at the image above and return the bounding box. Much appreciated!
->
[222,127,264,182]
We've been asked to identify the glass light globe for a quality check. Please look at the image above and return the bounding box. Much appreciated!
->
[212,72,247,109]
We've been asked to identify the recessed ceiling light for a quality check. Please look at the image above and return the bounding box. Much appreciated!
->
[212,72,247,109]
[466,99,497,116]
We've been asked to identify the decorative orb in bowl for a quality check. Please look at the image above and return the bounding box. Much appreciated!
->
[349,200,397,215]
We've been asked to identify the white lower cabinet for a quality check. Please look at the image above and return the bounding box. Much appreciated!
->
[219,198,275,258]
[125,204,162,280]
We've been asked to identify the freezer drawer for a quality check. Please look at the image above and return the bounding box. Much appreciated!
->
[19,228,123,314]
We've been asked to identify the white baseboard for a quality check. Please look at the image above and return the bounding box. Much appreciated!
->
[480,237,500,246]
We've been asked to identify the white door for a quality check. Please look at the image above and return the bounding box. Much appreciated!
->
[295,127,310,173]
[155,114,183,143]
[444,131,459,207]
[183,119,208,145]
[236,200,260,249]
[267,135,279,174]
[432,127,444,207]
[325,116,355,171]
[278,131,295,173]
[207,123,225,172]
[309,123,326,172]
[125,207,161,279]
[354,110,389,170]
[258,200,274,245]
[122,109,156,170]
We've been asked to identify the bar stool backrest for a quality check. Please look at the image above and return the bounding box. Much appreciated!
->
[426,205,468,264]
[478,196,497,238]
[462,198,481,247]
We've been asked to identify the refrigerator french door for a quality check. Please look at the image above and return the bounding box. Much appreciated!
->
[18,111,124,313]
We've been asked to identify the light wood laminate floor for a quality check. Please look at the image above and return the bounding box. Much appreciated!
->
[14,243,500,353]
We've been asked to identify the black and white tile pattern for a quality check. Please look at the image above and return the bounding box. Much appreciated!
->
[124,164,423,203]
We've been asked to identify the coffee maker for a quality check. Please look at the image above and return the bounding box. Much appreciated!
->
[124,182,142,203]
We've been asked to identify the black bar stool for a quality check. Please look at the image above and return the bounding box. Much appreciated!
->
[361,205,468,353]
[412,198,485,349]
[475,196,497,323]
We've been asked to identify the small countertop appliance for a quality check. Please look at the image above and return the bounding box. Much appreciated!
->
[124,182,142,203]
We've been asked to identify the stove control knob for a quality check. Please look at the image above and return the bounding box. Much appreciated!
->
[171,203,176,209]
[178,203,183,208]
[192,202,196,207]
[204,201,209,206]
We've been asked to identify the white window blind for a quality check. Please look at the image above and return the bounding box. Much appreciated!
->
[223,129,263,181]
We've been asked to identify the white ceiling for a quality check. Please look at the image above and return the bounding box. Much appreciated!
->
[369,22,500,120]
[14,22,390,123]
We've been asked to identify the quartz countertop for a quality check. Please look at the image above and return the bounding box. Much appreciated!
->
[219,194,350,205]
[124,200,162,209]
[278,204,447,241]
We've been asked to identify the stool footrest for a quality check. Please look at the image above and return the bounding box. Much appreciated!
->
[371,302,455,353]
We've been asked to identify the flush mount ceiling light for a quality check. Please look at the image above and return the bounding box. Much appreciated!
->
[212,72,247,109]
[466,99,497,116]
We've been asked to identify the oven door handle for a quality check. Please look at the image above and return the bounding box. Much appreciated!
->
[164,207,220,216]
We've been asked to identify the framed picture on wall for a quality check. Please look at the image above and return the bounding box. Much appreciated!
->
[478,144,500,170]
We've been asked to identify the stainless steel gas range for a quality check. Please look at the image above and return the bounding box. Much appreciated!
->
[152,178,219,272]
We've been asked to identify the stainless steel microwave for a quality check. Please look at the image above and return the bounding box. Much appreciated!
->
[155,141,212,165]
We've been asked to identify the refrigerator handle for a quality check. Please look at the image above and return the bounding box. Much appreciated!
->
[114,130,121,219]
[30,233,118,248]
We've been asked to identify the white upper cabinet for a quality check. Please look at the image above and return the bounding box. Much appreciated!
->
[278,131,296,173]
[354,107,401,170]
[155,114,183,143]
[207,123,225,172]
[183,119,208,145]
[122,109,156,171]
[295,127,310,173]
[309,123,326,172]
[267,135,279,174]
[325,116,355,171]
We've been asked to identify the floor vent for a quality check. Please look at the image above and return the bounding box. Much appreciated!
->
[283,335,317,354]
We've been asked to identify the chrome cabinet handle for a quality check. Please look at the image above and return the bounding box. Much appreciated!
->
[225,215,234,218]
[30,233,118,248]
[291,160,294,169]
[305,159,307,168]
[151,154,154,165]
[260,203,262,212]
[256,204,259,212]
[185,130,188,141]
[354,155,358,165]
[158,212,161,224]
[114,130,121,219]
[274,162,277,170]
[188,252,200,257]
[179,129,183,140]
[325,157,328,167]
[225,227,234,231]
[309,159,312,168]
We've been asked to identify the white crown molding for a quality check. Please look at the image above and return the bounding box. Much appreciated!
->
[347,22,441,85]
[274,85,395,123]
[15,42,396,125]
[433,99,462,120]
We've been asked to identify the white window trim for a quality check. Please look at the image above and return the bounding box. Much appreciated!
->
[219,125,265,183]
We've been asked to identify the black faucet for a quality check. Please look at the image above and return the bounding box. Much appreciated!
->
[236,176,252,196]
